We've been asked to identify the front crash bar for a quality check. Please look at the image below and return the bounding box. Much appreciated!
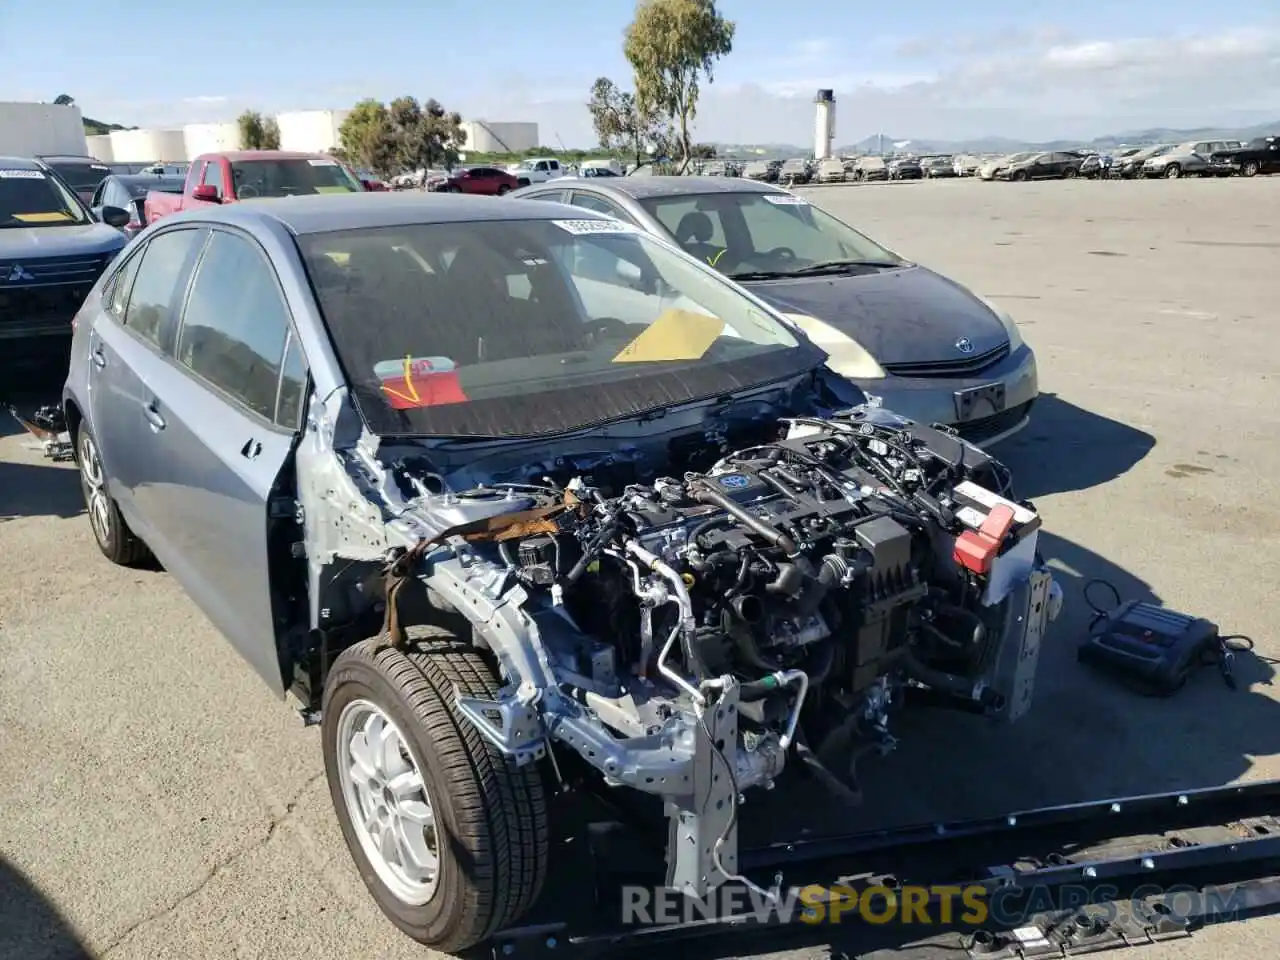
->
[488,778,1280,958]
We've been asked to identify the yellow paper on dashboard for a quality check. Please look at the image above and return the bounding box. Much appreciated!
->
[612,309,724,363]
[11,212,73,223]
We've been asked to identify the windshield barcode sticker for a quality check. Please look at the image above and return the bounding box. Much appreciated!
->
[0,169,46,179]
[764,194,808,205]
[552,219,637,235]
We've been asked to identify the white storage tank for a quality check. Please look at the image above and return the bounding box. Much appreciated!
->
[109,128,187,162]
[813,90,836,161]
[0,102,88,156]
[182,122,241,159]
[276,110,351,154]
[86,135,115,162]
[459,121,539,154]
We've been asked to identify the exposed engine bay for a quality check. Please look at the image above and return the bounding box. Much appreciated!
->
[324,402,1062,901]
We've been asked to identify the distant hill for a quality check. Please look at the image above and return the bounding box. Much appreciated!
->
[712,120,1279,158]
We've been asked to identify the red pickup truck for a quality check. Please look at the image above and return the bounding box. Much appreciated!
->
[145,150,367,224]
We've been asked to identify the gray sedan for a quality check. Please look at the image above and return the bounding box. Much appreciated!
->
[511,176,1039,443]
[58,192,854,951]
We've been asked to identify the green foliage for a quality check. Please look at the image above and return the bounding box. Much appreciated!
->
[237,110,275,150]
[53,94,75,106]
[624,0,735,173]
[586,77,671,168]
[389,97,468,171]
[339,97,467,176]
[339,100,397,175]
[262,116,281,150]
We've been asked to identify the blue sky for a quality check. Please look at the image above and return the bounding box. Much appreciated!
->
[3,2,1277,145]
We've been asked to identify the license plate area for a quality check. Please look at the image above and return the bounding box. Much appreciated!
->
[954,383,1007,422]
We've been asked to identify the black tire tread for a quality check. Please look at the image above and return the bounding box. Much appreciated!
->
[338,626,548,949]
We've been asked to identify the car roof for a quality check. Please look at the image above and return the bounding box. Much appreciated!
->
[113,173,186,186]
[0,156,43,170]
[172,192,613,235]
[212,151,337,162]
[527,175,786,201]
[36,155,107,164]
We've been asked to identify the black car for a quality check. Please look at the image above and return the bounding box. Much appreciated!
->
[1211,136,1279,178]
[0,156,129,367]
[507,176,1039,443]
[35,155,114,204]
[89,174,186,238]
[888,158,924,180]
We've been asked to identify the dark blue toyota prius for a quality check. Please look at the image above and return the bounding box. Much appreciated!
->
[512,176,1039,445]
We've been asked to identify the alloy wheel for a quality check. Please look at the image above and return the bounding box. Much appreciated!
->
[336,699,440,905]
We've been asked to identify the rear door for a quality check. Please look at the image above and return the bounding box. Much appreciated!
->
[135,226,304,693]
[87,227,207,544]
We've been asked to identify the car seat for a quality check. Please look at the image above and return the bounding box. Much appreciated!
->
[673,211,721,263]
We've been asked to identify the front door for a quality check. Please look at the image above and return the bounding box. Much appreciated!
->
[138,226,303,694]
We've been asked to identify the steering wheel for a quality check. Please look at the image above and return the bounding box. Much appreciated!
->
[763,246,798,261]
[238,184,259,199]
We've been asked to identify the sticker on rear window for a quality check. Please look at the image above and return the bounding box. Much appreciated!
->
[552,219,637,235]
[0,169,46,179]
[763,194,808,205]
[307,158,338,166]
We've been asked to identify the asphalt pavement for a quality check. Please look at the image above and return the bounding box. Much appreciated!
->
[2,174,1278,960]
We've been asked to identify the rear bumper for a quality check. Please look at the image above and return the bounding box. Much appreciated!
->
[844,342,1039,447]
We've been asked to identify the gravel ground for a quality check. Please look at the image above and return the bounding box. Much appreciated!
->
[1,174,1278,960]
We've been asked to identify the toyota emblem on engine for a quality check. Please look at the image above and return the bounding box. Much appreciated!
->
[718,474,749,488]
[3,265,35,283]
[954,337,974,354]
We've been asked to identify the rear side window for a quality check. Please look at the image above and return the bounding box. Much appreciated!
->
[177,230,292,421]
[124,229,202,347]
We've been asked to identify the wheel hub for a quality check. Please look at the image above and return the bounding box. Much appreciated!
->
[336,699,440,904]
[79,434,112,544]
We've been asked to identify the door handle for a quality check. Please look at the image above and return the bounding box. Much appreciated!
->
[91,347,106,369]
[240,438,262,460]
[142,400,166,432]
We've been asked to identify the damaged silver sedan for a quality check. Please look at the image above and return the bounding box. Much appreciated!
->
[62,193,1062,953]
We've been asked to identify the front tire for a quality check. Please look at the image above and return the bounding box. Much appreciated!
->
[1164,164,1182,179]
[322,627,549,953]
[75,423,151,566]
[1241,160,1259,178]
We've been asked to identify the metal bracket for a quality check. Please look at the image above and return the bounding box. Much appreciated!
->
[665,682,741,898]
[454,688,547,766]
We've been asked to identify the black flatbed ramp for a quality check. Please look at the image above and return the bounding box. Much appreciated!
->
[481,778,1280,959]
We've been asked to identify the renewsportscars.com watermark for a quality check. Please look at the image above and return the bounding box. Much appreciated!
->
[622,882,1249,927]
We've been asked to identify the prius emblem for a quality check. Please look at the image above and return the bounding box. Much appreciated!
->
[954,337,974,354]
[4,265,35,283]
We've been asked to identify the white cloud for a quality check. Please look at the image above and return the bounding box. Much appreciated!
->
[183,95,228,104]
[697,24,1280,143]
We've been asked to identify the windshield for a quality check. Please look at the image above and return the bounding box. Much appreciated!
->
[298,218,818,438]
[46,161,111,192]
[229,158,362,199]
[639,190,904,279]
[0,167,91,227]
[1003,153,1033,164]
